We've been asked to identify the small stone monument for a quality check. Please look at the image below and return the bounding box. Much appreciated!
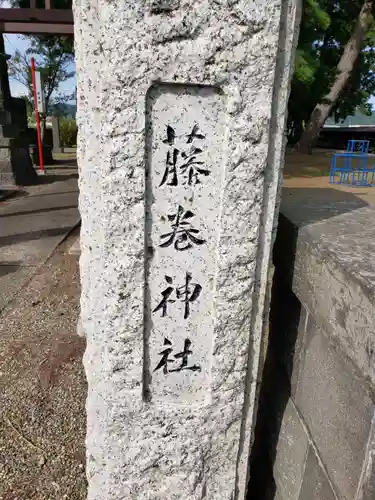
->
[74,1,302,498]
[51,116,62,153]
[0,35,37,187]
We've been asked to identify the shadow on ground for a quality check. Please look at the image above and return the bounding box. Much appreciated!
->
[52,158,77,168]
[281,187,368,225]
[0,227,75,248]
[38,172,78,185]
[0,262,23,277]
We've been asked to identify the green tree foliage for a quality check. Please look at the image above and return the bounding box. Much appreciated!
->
[288,0,375,144]
[7,36,75,128]
[7,0,74,128]
[59,118,77,147]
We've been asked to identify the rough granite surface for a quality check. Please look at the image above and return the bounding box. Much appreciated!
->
[279,201,375,387]
[73,1,302,499]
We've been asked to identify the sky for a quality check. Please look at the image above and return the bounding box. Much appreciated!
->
[4,33,76,101]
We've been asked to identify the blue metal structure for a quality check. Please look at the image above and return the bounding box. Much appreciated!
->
[329,140,375,187]
[346,140,370,154]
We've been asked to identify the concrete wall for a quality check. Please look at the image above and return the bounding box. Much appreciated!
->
[248,187,375,500]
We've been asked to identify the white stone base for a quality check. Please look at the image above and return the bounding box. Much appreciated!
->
[69,236,81,256]
[76,316,85,337]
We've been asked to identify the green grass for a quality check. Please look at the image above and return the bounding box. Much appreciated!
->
[53,152,77,161]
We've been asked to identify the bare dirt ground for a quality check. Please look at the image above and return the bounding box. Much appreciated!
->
[0,226,86,500]
[284,151,375,205]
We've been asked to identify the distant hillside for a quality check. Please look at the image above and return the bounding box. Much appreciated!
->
[49,102,76,118]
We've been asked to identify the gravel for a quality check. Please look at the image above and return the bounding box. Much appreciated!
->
[0,227,87,500]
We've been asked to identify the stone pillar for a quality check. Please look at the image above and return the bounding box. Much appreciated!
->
[74,1,302,499]
[51,116,62,153]
[0,34,37,186]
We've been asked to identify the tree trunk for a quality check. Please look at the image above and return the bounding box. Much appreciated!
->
[296,0,373,153]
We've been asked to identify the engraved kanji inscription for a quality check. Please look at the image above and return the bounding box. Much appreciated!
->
[153,337,173,374]
[159,205,205,251]
[146,83,226,402]
[176,272,202,319]
[153,273,202,318]
[180,146,210,186]
[163,125,176,146]
[152,275,175,317]
[154,337,201,374]
[159,124,210,186]
[186,123,205,143]
[160,148,179,186]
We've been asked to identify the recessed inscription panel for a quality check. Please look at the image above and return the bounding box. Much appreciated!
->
[145,84,226,405]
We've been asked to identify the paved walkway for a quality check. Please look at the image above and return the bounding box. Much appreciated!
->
[0,176,80,312]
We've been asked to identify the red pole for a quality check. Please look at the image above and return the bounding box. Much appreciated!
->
[31,57,45,174]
